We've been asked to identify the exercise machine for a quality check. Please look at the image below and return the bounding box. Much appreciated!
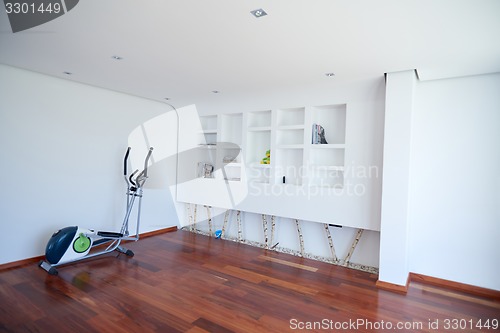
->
[39,147,153,275]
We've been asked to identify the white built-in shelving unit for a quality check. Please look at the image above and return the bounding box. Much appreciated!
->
[177,103,363,229]
[193,105,346,187]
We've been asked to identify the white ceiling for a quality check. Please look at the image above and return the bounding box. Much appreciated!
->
[1,0,499,110]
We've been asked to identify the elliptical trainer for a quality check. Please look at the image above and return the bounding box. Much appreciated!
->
[39,147,153,275]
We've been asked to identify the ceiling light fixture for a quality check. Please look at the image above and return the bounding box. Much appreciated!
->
[250,8,267,18]
[325,73,335,77]
[164,97,171,100]
[111,55,123,60]
[212,90,220,94]
[63,71,72,75]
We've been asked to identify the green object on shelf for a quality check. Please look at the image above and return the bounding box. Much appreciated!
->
[259,149,271,164]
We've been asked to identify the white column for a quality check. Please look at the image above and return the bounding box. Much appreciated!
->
[378,70,417,288]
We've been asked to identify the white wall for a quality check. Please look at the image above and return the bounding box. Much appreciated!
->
[409,72,500,290]
[0,65,179,265]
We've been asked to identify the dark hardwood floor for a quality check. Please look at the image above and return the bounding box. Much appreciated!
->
[1,230,498,332]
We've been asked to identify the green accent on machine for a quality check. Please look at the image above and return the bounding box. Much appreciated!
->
[73,233,91,253]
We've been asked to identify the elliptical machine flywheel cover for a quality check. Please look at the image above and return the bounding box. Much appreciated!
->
[45,226,77,264]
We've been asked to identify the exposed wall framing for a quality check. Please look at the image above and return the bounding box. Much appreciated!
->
[182,205,378,274]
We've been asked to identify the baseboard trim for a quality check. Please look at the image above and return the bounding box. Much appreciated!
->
[0,226,178,271]
[141,226,178,237]
[409,273,500,301]
[376,272,500,300]
[122,226,178,242]
[376,275,410,294]
[0,255,45,271]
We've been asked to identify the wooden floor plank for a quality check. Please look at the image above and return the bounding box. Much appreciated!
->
[1,230,498,333]
[257,254,318,272]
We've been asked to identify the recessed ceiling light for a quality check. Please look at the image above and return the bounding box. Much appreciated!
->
[63,71,72,75]
[325,73,335,77]
[250,8,267,18]
[111,55,123,60]
[212,90,220,94]
[164,97,171,100]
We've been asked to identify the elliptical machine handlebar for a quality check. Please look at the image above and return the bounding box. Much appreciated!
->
[144,147,154,178]
[123,147,134,188]
[123,147,154,190]
[129,170,139,188]
[135,147,154,188]
[123,147,131,176]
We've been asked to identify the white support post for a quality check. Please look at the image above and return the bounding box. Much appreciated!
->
[324,224,337,261]
[237,210,243,242]
[187,203,193,232]
[379,69,416,287]
[193,204,198,231]
[222,210,230,239]
[262,214,268,249]
[270,215,276,249]
[205,205,213,236]
[344,229,364,265]
[295,219,304,257]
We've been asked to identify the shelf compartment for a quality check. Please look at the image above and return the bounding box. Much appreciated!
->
[310,104,346,145]
[308,168,344,188]
[222,164,242,182]
[220,147,241,165]
[276,128,304,146]
[220,113,243,145]
[248,110,272,127]
[199,115,218,132]
[274,148,304,186]
[246,165,271,184]
[309,147,344,166]
[196,154,216,179]
[277,107,305,127]
[197,132,217,145]
[246,130,271,165]
[198,115,218,145]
